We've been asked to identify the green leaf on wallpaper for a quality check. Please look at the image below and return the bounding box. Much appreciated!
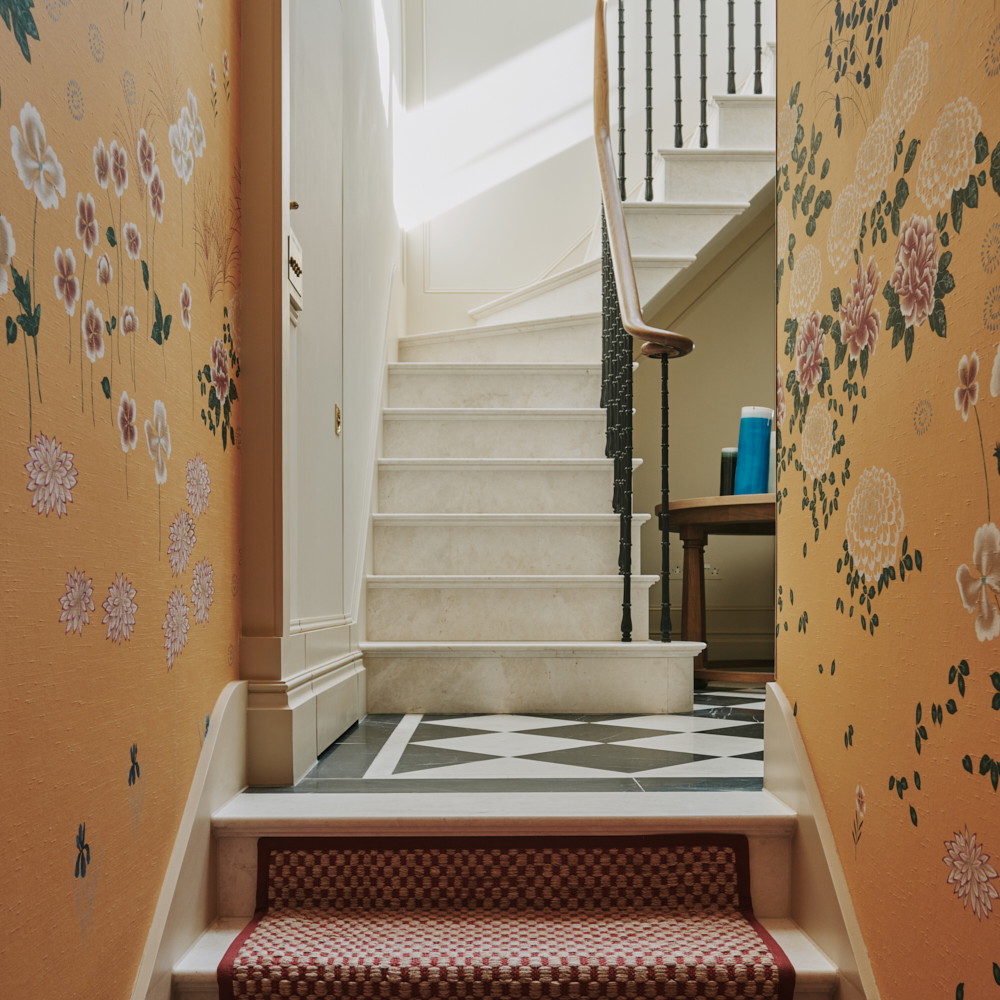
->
[903,325,914,361]
[150,294,163,345]
[106,226,117,248]
[951,189,964,233]
[894,177,909,210]
[859,349,869,378]
[789,82,800,107]
[991,142,1000,195]
[100,376,111,400]
[955,984,964,1000]
[141,260,150,291]
[992,962,1000,985]
[914,550,922,570]
[975,132,990,164]
[5,315,17,344]
[162,314,172,342]
[0,0,40,63]
[830,286,842,312]
[903,139,920,174]
[909,805,918,827]
[947,699,958,714]
[962,755,973,773]
[929,299,947,338]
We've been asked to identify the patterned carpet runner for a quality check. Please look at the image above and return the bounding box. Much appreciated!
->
[219,834,794,999]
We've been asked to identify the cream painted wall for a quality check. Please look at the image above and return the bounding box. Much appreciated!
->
[635,218,776,655]
[402,0,776,334]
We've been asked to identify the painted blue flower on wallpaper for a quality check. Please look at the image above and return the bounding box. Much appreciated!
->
[74,823,90,879]
[127,744,140,786]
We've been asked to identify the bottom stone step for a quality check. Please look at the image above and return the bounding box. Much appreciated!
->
[359,641,702,714]
[365,575,658,642]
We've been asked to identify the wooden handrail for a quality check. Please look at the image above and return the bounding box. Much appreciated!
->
[594,0,693,360]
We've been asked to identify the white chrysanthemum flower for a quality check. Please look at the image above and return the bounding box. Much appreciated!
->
[103,574,137,643]
[789,244,823,317]
[25,434,78,517]
[186,455,211,517]
[880,37,929,132]
[845,467,905,581]
[944,827,999,920]
[59,569,95,635]
[162,588,190,670]
[915,97,982,211]
[800,406,835,482]
[167,510,196,576]
[191,559,215,624]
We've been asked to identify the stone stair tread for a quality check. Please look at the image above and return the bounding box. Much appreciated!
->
[360,639,699,655]
[367,573,659,583]
[383,406,606,416]
[377,456,639,467]
[388,361,601,370]
[371,512,650,523]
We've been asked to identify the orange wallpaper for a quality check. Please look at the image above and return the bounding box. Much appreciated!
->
[0,1,240,994]
[776,2,1000,995]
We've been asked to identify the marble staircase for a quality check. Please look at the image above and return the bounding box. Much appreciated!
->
[360,85,776,714]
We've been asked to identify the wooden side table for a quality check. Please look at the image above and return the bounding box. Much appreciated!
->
[657,494,775,684]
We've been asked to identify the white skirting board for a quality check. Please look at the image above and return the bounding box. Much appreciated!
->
[764,683,877,1000]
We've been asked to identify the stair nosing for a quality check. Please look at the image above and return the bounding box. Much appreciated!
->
[382,407,605,418]
[367,574,660,587]
[372,513,651,524]
[359,639,704,657]
[623,200,750,214]
[657,146,776,159]
[389,362,601,373]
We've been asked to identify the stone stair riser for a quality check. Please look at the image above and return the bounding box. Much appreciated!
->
[363,649,693,714]
[377,461,635,514]
[715,95,777,149]
[365,579,654,642]
[657,151,775,203]
[381,411,608,460]
[371,517,646,576]
[398,319,602,363]
[387,366,601,409]
[622,205,744,257]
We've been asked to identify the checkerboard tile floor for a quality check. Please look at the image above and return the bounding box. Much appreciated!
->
[253,688,765,794]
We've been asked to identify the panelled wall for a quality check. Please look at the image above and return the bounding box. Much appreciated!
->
[0,2,241,995]
[777,2,1000,993]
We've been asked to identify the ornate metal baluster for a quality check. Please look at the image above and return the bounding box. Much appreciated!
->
[727,0,736,94]
[659,356,672,642]
[673,0,682,147]
[699,0,708,148]
[644,0,653,201]
[618,0,626,200]
[754,0,763,94]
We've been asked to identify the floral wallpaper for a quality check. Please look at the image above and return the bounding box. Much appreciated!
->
[777,1,1000,994]
[1,0,240,993]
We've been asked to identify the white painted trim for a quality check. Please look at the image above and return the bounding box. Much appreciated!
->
[347,263,399,624]
[130,681,248,1000]
[288,613,353,633]
[359,640,705,659]
[247,650,364,702]
[764,683,879,1000]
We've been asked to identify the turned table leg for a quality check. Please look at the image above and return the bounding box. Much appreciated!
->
[679,524,708,670]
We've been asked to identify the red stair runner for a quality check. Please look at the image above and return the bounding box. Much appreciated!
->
[219,834,794,999]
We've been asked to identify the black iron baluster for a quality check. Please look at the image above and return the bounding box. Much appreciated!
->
[644,0,653,201]
[618,0,626,200]
[659,356,672,642]
[727,0,736,94]
[699,0,707,148]
[673,0,682,147]
[600,210,632,643]
[754,0,763,94]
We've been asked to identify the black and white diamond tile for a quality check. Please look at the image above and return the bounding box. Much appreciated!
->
[256,689,766,793]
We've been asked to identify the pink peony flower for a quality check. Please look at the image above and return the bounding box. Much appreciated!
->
[211,338,230,401]
[840,257,881,359]
[795,311,825,395]
[891,215,937,328]
[180,283,192,329]
[775,365,786,431]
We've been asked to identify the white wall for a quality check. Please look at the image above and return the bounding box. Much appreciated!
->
[402,0,776,334]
